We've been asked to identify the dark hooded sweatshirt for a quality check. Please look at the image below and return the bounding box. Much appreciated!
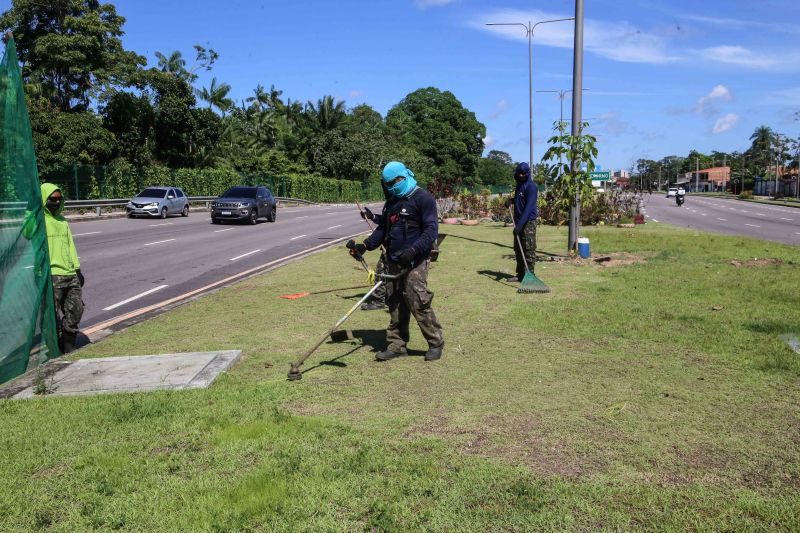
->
[513,163,538,234]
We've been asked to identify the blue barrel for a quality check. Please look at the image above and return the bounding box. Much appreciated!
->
[577,237,590,258]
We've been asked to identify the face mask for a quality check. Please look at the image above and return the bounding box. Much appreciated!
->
[515,173,527,183]
[388,174,417,198]
[46,199,61,212]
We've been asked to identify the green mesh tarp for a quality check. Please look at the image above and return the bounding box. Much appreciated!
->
[0,37,60,383]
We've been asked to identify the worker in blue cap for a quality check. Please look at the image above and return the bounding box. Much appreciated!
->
[347,161,444,362]
[507,162,538,281]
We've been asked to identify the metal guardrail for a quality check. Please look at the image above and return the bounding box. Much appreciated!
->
[1,197,316,218]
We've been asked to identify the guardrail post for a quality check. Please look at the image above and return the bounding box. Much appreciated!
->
[96,206,101,217]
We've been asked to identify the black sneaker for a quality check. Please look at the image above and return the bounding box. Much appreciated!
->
[375,348,407,362]
[361,302,386,311]
[425,344,444,361]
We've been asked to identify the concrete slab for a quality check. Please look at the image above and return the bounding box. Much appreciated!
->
[7,350,241,399]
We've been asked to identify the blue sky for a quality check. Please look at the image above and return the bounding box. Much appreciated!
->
[110,0,800,171]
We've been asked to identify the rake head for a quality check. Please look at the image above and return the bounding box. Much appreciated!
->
[517,271,550,293]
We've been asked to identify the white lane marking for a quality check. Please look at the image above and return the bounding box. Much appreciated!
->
[745,224,760,228]
[327,224,342,230]
[701,213,707,216]
[144,238,176,246]
[717,218,727,221]
[780,217,793,221]
[72,231,101,237]
[283,210,299,213]
[757,213,766,217]
[103,285,168,311]
[149,222,173,227]
[295,216,308,219]
[214,228,234,233]
[290,234,307,241]
[230,249,261,261]
[740,210,749,213]
[325,212,336,215]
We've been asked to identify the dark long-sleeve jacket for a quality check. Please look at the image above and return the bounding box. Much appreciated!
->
[513,180,538,233]
[364,187,438,264]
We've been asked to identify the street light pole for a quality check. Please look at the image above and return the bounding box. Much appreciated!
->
[537,88,589,176]
[567,0,584,253]
[486,17,574,171]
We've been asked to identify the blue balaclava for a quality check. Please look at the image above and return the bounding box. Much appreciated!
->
[514,162,531,183]
[382,161,417,198]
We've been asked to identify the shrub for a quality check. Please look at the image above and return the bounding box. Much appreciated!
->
[738,190,753,200]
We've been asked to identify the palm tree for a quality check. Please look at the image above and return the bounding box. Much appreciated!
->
[155,51,188,78]
[306,95,346,132]
[196,77,234,115]
[246,84,270,112]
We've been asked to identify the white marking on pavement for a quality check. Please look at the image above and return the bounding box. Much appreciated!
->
[745,224,760,228]
[780,217,793,221]
[72,231,101,237]
[295,216,308,219]
[701,213,707,216]
[327,225,342,230]
[144,238,176,246]
[103,285,168,311]
[290,234,307,241]
[149,222,173,227]
[325,212,336,215]
[214,228,234,233]
[283,210,299,213]
[230,250,261,261]
[757,213,766,217]
[717,218,727,221]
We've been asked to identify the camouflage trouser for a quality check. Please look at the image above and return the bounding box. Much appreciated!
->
[385,260,444,352]
[52,275,83,336]
[514,220,537,278]
[369,255,387,305]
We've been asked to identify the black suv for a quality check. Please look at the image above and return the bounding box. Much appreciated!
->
[211,186,277,225]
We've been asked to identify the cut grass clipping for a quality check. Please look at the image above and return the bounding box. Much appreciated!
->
[2,223,798,531]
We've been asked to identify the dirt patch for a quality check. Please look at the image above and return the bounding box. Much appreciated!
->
[729,258,783,268]
[580,252,649,268]
[34,462,68,479]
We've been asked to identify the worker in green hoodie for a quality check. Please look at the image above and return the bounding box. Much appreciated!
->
[23,183,84,353]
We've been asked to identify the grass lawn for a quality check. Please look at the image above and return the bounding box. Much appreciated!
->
[1,222,799,531]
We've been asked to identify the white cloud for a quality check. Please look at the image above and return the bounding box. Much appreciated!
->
[695,84,733,115]
[766,87,800,106]
[474,9,680,64]
[349,90,362,99]
[596,112,630,135]
[699,45,779,69]
[489,99,508,120]
[483,134,494,148]
[414,0,455,9]
[712,113,740,134]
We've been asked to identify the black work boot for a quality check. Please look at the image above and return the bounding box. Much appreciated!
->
[60,333,77,354]
[375,348,407,362]
[361,301,386,311]
[425,344,444,362]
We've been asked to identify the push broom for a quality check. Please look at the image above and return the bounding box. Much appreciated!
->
[509,206,550,294]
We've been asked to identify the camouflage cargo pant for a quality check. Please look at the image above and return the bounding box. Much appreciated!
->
[513,220,537,278]
[385,260,444,352]
[52,275,83,336]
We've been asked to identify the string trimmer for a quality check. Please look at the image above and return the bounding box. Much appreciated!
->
[287,268,407,381]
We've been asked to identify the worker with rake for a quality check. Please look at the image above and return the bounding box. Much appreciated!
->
[347,161,444,362]
[507,162,538,283]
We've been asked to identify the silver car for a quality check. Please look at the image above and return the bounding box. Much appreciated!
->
[127,186,189,219]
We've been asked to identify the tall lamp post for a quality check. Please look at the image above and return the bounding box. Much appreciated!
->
[486,17,574,170]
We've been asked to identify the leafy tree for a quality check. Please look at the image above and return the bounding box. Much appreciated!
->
[386,87,485,183]
[32,109,118,174]
[487,150,513,165]
[101,91,155,166]
[154,45,217,83]
[476,156,514,187]
[305,95,346,132]
[0,0,146,111]
[155,50,188,78]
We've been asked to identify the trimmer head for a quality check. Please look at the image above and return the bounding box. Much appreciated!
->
[287,364,303,381]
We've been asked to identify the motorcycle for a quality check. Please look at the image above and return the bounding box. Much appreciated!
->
[675,194,685,207]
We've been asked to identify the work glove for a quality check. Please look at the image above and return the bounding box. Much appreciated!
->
[395,248,416,268]
[346,240,367,260]
[513,225,523,236]
[360,207,374,221]
[76,269,85,287]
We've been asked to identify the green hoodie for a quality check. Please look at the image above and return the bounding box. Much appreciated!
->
[23,183,80,276]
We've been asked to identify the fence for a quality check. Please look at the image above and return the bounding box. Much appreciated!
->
[39,165,386,204]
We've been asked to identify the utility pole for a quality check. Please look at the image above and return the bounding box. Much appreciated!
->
[723,153,727,193]
[567,0,584,253]
[658,165,662,191]
[774,133,783,198]
[695,157,699,193]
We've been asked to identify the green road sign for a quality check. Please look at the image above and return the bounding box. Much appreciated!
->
[590,171,610,181]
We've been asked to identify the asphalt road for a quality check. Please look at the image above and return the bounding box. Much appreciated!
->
[642,194,800,246]
[72,204,377,331]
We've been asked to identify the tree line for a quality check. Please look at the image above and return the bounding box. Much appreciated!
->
[1,0,518,194]
[633,125,800,190]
